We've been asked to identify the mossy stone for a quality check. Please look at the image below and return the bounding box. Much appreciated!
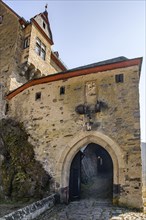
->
[0,118,51,202]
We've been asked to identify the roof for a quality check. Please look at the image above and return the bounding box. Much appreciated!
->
[51,52,67,71]
[66,56,128,73]
[6,56,142,100]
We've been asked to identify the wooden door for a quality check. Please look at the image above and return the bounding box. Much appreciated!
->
[69,151,82,200]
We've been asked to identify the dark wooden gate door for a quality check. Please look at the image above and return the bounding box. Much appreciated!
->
[69,151,82,200]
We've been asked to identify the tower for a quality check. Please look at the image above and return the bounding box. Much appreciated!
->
[0,0,66,119]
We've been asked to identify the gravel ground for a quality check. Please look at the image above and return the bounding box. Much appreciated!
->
[34,199,146,220]
[0,199,145,220]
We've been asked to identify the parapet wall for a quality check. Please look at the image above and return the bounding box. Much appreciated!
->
[1,194,57,220]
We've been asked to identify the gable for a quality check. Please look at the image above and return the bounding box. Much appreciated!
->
[33,11,53,44]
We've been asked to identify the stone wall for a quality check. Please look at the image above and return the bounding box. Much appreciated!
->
[21,24,32,65]
[142,143,146,213]
[0,118,52,201]
[7,65,142,209]
[50,56,63,73]
[1,194,56,220]
[0,1,25,119]
[0,1,64,119]
[0,2,27,89]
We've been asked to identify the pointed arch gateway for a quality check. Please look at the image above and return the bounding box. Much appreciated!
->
[55,131,125,204]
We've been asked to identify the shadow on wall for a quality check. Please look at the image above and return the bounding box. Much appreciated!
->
[0,118,51,202]
[141,142,146,186]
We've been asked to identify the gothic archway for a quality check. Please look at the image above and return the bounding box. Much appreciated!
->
[69,143,113,201]
[55,131,125,203]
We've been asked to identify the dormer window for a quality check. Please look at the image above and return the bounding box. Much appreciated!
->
[43,22,46,29]
[35,37,46,60]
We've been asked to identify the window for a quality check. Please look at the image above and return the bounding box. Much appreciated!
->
[35,38,46,60]
[35,92,41,100]
[60,86,65,95]
[43,22,46,29]
[40,43,46,60]
[5,103,9,115]
[35,38,41,55]
[115,74,124,83]
[23,36,30,49]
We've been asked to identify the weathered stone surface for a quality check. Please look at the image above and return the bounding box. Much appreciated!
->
[7,65,143,209]
[0,118,51,201]
[0,0,144,212]
[0,1,65,119]
[1,194,56,220]
[34,199,146,220]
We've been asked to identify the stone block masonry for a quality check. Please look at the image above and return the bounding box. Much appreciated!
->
[1,0,143,213]
[0,0,26,90]
[7,62,143,209]
[0,0,65,119]
[0,194,57,220]
[0,1,25,119]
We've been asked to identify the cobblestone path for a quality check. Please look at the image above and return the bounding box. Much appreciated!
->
[35,199,146,220]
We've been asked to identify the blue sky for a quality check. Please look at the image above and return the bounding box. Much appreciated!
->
[3,0,146,142]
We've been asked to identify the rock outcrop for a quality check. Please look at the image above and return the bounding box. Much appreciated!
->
[0,118,51,201]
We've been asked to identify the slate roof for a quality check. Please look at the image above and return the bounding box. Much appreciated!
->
[6,56,142,100]
[66,56,128,73]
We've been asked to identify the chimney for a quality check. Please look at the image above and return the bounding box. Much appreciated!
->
[54,51,59,58]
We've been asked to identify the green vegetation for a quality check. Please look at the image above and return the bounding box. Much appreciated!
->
[0,118,51,202]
